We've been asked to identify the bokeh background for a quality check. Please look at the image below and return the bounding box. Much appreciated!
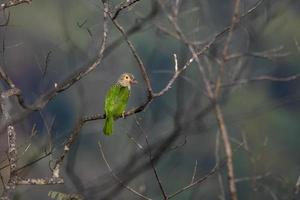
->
[1,0,300,199]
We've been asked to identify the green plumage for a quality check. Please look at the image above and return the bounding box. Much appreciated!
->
[103,84,130,135]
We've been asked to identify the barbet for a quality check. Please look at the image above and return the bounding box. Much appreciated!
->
[103,73,137,135]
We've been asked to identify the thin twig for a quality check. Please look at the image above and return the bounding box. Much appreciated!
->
[167,142,247,200]
[153,54,181,97]
[126,133,144,150]
[258,183,279,200]
[234,172,271,183]
[98,141,152,200]
[15,151,52,173]
[158,0,214,99]
[294,38,300,53]
[51,0,109,172]
[190,160,198,184]
[109,13,153,97]
[8,0,109,112]
[212,1,241,199]
[112,0,142,20]
[220,73,300,88]
[226,45,289,61]
[0,67,16,89]
[52,118,85,172]
[167,164,220,199]
[101,103,215,198]
[135,119,168,199]
[0,0,31,10]
[214,0,241,98]
[215,132,225,200]
[42,51,52,78]
[173,54,178,72]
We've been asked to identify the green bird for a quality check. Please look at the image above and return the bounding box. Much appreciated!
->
[103,73,137,135]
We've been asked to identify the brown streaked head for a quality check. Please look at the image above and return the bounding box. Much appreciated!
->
[117,73,137,88]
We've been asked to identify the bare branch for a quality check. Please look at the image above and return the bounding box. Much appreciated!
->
[173,53,178,72]
[52,118,85,172]
[135,119,168,199]
[0,0,31,10]
[109,13,154,97]
[220,73,300,88]
[234,172,271,183]
[158,0,214,98]
[215,132,225,200]
[212,1,242,199]
[190,160,198,184]
[167,164,220,199]
[214,0,241,98]
[16,177,63,185]
[10,0,109,112]
[226,46,289,61]
[42,51,52,78]
[157,1,241,200]
[15,151,52,173]
[98,141,152,200]
[112,0,142,20]
[153,55,181,97]
[126,133,144,150]
[0,67,17,89]
[294,38,300,53]
[214,104,238,200]
[0,88,20,199]
[44,0,109,176]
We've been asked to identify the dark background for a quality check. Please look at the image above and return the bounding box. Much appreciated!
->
[1,0,300,199]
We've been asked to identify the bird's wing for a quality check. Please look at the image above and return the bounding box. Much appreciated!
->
[114,87,130,116]
[104,84,130,117]
[104,84,120,114]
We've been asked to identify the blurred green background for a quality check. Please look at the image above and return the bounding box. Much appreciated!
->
[1,0,300,199]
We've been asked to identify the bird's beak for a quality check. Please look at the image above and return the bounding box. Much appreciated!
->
[131,79,138,84]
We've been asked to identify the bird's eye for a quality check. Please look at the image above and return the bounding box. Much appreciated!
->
[125,76,129,79]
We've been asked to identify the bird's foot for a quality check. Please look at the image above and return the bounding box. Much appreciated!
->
[122,111,126,119]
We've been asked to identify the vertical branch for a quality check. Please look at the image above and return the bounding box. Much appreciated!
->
[190,160,198,184]
[135,119,168,199]
[215,132,226,200]
[214,104,238,200]
[213,1,241,200]
[158,1,240,200]
[0,88,20,199]
[214,0,241,97]
[108,13,154,97]
[6,125,17,177]
[157,0,215,98]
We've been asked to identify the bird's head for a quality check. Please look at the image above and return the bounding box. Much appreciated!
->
[118,73,137,88]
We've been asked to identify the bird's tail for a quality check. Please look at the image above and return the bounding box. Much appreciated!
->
[103,115,113,136]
